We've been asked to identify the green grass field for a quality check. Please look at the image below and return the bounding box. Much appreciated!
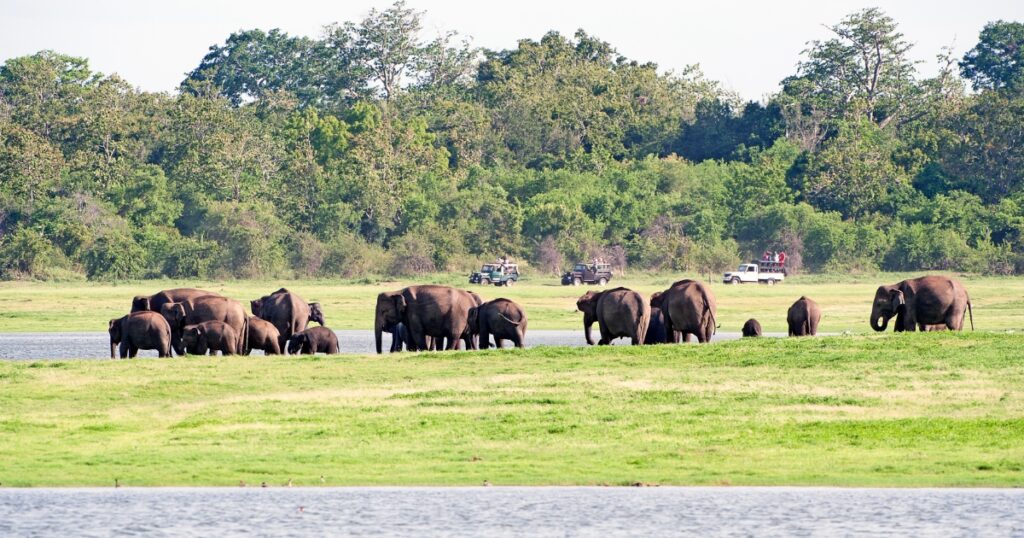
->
[1,333,1023,487]
[1,272,1022,333]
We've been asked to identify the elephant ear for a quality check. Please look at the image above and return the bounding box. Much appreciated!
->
[309,303,325,325]
[250,299,262,317]
[393,295,407,316]
[889,289,905,308]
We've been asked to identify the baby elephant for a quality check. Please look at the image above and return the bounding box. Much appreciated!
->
[247,316,282,355]
[287,326,340,355]
[183,320,239,355]
[469,298,528,349]
[741,318,762,337]
[108,311,172,358]
[787,296,822,337]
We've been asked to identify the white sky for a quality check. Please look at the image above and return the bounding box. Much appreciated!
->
[2,0,1022,101]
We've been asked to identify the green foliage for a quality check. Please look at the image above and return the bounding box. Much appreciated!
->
[961,21,1024,91]
[1,5,1023,280]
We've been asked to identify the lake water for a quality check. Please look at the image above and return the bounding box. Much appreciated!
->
[0,330,782,360]
[0,487,1020,537]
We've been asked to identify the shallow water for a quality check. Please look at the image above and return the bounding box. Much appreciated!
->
[0,487,1020,537]
[0,330,780,360]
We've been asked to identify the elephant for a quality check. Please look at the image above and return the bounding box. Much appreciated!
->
[160,295,249,356]
[287,326,340,355]
[131,288,221,314]
[644,307,671,344]
[742,318,762,337]
[787,296,821,337]
[381,321,410,352]
[468,298,527,349]
[251,288,324,353]
[374,285,477,353]
[577,287,650,345]
[108,311,172,358]
[182,320,239,356]
[650,279,717,343]
[246,317,282,355]
[869,275,974,332]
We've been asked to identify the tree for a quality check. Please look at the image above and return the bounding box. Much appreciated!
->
[783,8,917,131]
[348,1,425,101]
[961,21,1024,91]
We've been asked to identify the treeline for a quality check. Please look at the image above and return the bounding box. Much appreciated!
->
[1,4,1023,280]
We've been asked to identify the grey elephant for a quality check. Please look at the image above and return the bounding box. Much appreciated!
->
[287,326,340,355]
[251,288,324,353]
[108,311,172,358]
[182,320,239,355]
[742,318,762,337]
[644,307,672,344]
[650,280,717,343]
[160,295,249,356]
[374,285,477,353]
[577,287,650,345]
[787,297,821,337]
[469,298,528,349]
[870,275,973,332]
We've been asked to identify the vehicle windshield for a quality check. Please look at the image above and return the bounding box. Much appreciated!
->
[574,264,587,271]
[480,264,496,272]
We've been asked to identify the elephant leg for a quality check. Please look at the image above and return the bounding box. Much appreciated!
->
[129,345,139,358]
[118,341,128,359]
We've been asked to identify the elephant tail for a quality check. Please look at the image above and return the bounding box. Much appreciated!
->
[240,317,250,355]
[967,300,974,331]
[497,312,523,326]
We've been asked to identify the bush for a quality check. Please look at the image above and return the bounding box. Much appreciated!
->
[0,226,76,280]
[201,202,287,278]
[83,230,147,280]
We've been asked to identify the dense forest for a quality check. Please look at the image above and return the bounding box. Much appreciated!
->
[1,4,1023,280]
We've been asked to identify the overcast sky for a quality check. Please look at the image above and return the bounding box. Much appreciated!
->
[3,0,1022,100]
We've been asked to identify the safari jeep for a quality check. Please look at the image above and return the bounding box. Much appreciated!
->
[722,260,786,285]
[469,263,520,286]
[561,262,613,286]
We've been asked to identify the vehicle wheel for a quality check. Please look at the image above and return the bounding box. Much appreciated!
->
[573,278,582,286]
[506,279,515,287]
[597,278,607,286]
[731,277,740,285]
[481,278,490,285]
[766,279,775,286]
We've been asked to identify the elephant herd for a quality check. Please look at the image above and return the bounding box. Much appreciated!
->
[106,274,974,358]
[107,287,332,358]
[580,274,973,345]
[374,285,528,353]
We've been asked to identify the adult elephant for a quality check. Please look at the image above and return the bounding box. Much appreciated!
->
[469,298,528,349]
[651,279,717,343]
[251,288,325,353]
[869,275,974,332]
[577,287,650,345]
[787,296,821,337]
[374,285,477,353]
[161,295,248,356]
[108,311,172,358]
[131,288,221,314]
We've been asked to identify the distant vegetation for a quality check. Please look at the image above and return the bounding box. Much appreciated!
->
[1,4,1023,280]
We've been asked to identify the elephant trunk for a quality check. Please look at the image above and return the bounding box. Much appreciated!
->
[375,321,384,354]
[110,341,118,359]
[583,313,595,346]
[870,312,889,332]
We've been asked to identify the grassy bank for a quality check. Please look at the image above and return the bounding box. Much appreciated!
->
[1,333,1023,487]
[1,272,1023,333]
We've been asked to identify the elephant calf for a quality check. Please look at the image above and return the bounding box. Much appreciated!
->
[469,298,528,349]
[742,318,762,337]
[183,320,239,355]
[787,297,821,337]
[247,317,282,355]
[108,311,172,358]
[287,326,340,355]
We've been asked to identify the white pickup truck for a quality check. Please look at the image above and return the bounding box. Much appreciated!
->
[722,261,786,285]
